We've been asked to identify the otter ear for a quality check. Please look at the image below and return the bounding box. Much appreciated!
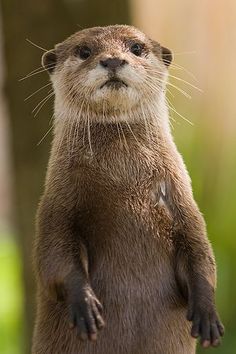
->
[151,40,172,68]
[161,46,172,67]
[42,50,57,74]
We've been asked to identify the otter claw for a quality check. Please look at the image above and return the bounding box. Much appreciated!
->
[187,305,224,348]
[69,289,105,341]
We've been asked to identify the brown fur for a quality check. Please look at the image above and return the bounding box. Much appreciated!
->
[32,25,223,354]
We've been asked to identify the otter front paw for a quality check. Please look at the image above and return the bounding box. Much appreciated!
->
[187,304,224,348]
[68,288,105,341]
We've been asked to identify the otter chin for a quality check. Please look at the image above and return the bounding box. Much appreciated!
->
[32,25,224,354]
[100,77,128,89]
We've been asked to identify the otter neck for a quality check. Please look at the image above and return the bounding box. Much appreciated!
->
[52,91,172,156]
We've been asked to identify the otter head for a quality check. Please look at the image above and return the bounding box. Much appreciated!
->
[42,25,172,123]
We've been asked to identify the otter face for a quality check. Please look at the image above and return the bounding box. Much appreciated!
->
[42,25,172,122]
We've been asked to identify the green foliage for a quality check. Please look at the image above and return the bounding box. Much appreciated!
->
[0,236,23,354]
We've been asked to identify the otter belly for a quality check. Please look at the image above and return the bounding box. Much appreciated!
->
[33,298,195,354]
[33,203,196,354]
[87,210,196,354]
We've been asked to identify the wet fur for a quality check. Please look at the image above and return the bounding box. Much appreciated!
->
[32,25,223,354]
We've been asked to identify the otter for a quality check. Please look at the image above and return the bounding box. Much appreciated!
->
[32,25,224,354]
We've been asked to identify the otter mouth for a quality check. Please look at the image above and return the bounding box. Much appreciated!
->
[100,77,128,90]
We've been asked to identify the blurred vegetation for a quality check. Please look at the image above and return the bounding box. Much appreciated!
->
[0,235,23,354]
[0,0,235,353]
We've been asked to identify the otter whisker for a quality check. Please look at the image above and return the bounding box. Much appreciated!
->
[37,120,54,146]
[65,88,79,153]
[34,92,54,117]
[149,75,192,99]
[168,104,193,126]
[19,64,55,81]
[72,99,86,154]
[116,121,123,149]
[162,93,193,127]
[148,69,202,93]
[76,86,94,150]
[118,122,129,153]
[24,82,51,101]
[65,87,93,153]
[32,90,54,117]
[142,78,167,103]
[54,123,67,160]
[101,99,105,124]
[20,65,47,78]
[87,102,93,155]
[165,97,177,124]
[32,88,54,114]
[82,102,88,147]
[142,64,192,99]
[157,71,199,92]
[140,100,153,143]
[140,73,165,93]
[125,118,141,148]
[169,62,198,82]
[26,38,48,52]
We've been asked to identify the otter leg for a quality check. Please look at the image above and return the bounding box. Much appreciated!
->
[34,199,105,341]
[162,170,224,348]
[174,233,224,348]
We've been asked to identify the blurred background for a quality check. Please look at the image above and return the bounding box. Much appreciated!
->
[0,0,235,353]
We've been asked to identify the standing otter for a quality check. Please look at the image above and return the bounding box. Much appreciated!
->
[32,25,224,354]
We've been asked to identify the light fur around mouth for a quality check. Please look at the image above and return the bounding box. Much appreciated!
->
[100,77,128,89]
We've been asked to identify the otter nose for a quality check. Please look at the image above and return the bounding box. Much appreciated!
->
[100,57,127,70]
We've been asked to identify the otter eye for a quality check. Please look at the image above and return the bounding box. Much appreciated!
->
[130,43,143,56]
[75,45,92,60]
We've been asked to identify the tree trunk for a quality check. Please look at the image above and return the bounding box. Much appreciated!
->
[1,1,130,352]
